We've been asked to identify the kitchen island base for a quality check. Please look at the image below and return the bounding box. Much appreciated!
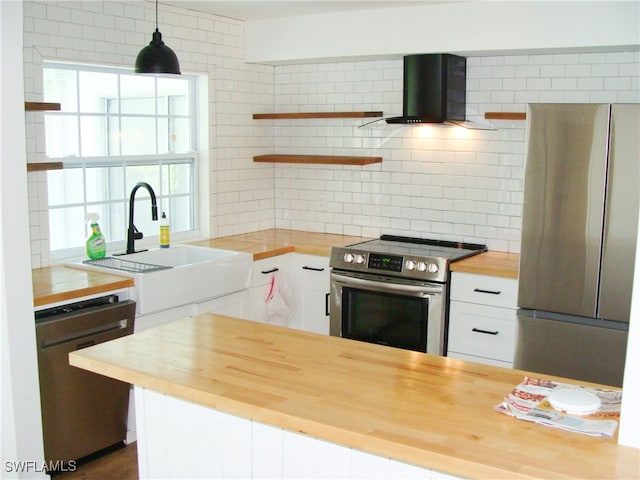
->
[134,386,460,479]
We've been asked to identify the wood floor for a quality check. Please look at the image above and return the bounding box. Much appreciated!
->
[56,443,138,480]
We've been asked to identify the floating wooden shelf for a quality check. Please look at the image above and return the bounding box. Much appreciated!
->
[25,102,61,111]
[27,162,64,172]
[253,111,383,120]
[253,112,384,165]
[484,112,526,120]
[254,154,382,166]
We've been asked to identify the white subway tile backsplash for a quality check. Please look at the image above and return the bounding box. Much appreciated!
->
[593,63,619,76]
[270,51,637,252]
[605,77,633,90]
[618,90,640,103]
[23,2,639,263]
[540,91,566,102]
[540,65,566,77]
[619,63,640,77]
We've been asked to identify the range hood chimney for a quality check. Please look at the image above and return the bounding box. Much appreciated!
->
[386,53,467,125]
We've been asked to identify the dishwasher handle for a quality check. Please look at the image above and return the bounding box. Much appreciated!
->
[35,294,120,321]
[36,299,136,351]
[42,318,132,349]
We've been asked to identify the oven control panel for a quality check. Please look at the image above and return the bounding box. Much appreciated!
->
[368,253,403,272]
[330,248,448,282]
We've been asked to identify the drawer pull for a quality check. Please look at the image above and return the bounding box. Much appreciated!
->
[472,327,499,336]
[261,267,279,274]
[473,288,501,295]
[302,266,325,272]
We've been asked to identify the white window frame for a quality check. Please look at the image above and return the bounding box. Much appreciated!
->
[43,62,202,261]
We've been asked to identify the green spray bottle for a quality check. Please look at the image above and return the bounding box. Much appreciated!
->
[85,213,107,259]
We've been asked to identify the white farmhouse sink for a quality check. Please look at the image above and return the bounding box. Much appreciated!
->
[71,245,252,315]
[123,244,241,267]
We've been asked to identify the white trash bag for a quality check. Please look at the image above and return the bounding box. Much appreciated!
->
[264,270,295,327]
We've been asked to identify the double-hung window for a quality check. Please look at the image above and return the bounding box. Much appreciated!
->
[43,62,198,259]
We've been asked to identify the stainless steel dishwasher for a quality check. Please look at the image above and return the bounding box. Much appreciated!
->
[35,294,135,466]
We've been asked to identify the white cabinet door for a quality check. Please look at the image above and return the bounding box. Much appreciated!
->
[448,272,518,368]
[450,272,518,308]
[292,254,330,334]
[248,253,330,334]
[248,254,293,324]
[448,301,517,364]
[193,290,250,319]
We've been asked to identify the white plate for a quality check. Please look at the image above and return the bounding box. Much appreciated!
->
[548,388,601,415]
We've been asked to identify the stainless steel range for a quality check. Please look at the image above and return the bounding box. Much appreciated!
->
[329,235,486,355]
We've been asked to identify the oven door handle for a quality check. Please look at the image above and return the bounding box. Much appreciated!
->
[330,272,442,297]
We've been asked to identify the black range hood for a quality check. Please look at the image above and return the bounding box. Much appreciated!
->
[386,53,467,125]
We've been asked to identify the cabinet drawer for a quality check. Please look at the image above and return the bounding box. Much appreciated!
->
[447,351,513,369]
[448,301,517,363]
[293,254,330,289]
[450,272,517,308]
[251,254,292,287]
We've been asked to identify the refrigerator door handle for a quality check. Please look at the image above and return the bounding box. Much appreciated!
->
[597,104,640,322]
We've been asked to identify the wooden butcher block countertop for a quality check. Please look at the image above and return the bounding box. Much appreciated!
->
[451,251,520,279]
[188,228,371,259]
[33,230,517,306]
[70,314,637,480]
[32,266,134,307]
[32,230,369,306]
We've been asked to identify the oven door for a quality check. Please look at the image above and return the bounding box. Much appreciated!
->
[330,271,445,355]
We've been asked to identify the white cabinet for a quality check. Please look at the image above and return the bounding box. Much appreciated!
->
[248,253,330,335]
[291,254,330,335]
[248,254,293,324]
[448,272,518,368]
[135,304,193,333]
[193,290,250,319]
[135,290,250,332]
[135,387,464,479]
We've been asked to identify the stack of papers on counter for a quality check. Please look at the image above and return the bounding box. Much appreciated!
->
[495,376,621,437]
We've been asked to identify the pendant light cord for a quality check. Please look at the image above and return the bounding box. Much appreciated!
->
[155,0,159,31]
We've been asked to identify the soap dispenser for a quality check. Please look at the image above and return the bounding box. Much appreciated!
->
[159,212,170,248]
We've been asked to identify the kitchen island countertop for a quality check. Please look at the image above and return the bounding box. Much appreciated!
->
[70,313,637,480]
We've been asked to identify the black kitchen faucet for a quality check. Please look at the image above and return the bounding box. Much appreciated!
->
[125,182,158,254]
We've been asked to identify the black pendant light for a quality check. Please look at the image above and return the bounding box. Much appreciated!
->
[135,0,181,74]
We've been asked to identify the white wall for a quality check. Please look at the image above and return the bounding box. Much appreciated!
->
[24,0,274,268]
[267,52,639,251]
[245,1,640,64]
[1,1,47,477]
[619,208,640,447]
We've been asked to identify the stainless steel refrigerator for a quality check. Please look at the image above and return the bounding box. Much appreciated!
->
[514,103,639,387]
